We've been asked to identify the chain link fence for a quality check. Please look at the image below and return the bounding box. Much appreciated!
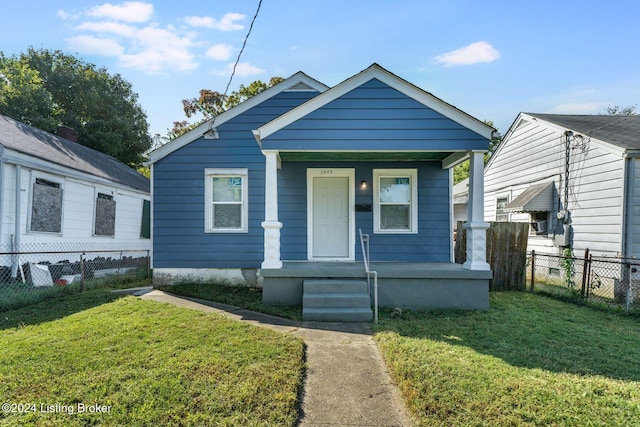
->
[528,249,640,313]
[0,242,150,311]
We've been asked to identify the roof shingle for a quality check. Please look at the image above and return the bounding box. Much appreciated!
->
[0,114,149,193]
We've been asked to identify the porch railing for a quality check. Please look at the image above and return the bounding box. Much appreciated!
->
[359,228,378,323]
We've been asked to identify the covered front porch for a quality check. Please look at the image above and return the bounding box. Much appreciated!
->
[261,261,492,311]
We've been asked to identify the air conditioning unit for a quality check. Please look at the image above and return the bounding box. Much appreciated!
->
[530,220,548,234]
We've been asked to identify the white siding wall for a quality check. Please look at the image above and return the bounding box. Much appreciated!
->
[485,116,625,257]
[0,162,150,252]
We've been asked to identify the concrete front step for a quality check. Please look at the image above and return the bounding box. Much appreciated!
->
[303,307,373,322]
[303,293,371,309]
[303,279,373,322]
[303,279,369,294]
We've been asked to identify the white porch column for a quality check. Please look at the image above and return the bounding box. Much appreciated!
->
[463,151,491,271]
[261,150,282,269]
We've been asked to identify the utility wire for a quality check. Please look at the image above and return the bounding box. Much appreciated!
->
[223,0,263,98]
[208,0,263,134]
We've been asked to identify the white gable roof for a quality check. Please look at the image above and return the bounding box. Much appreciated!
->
[253,63,494,145]
[149,72,329,163]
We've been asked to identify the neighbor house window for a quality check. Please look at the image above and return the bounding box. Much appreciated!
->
[30,178,63,233]
[94,192,116,236]
[373,169,418,233]
[529,211,549,235]
[205,168,248,233]
[496,197,509,221]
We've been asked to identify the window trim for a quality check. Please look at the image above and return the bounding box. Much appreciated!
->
[373,169,418,234]
[204,168,248,233]
[27,173,64,235]
[495,195,510,222]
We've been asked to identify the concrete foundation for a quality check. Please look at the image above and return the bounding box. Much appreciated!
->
[261,262,491,310]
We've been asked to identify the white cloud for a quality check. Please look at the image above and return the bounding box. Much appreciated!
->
[87,1,153,23]
[183,13,245,31]
[61,4,249,74]
[434,41,500,67]
[206,43,233,61]
[67,35,124,56]
[119,26,198,73]
[216,62,265,77]
[76,21,137,37]
[547,102,605,114]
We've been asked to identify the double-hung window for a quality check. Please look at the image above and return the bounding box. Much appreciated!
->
[496,196,509,222]
[373,169,418,233]
[205,168,248,233]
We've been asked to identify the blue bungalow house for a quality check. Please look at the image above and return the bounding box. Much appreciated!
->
[150,64,493,321]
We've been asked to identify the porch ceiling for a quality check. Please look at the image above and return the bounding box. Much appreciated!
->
[278,151,451,162]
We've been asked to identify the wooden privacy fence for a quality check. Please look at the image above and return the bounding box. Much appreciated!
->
[456,221,529,291]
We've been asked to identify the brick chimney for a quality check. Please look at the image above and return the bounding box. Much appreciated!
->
[57,126,78,142]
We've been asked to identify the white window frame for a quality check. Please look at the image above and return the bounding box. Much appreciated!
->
[204,168,248,233]
[496,195,510,222]
[373,169,418,234]
[27,172,65,235]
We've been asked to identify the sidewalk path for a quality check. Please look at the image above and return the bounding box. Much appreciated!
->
[138,290,412,426]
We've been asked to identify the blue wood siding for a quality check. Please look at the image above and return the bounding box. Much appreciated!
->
[261,79,488,151]
[279,161,451,262]
[153,91,318,268]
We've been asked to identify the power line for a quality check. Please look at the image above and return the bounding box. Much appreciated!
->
[223,0,263,98]
[207,0,263,137]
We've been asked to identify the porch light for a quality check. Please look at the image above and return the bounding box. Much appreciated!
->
[360,180,367,190]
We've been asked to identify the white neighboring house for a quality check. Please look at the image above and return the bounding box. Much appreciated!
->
[452,177,469,227]
[484,112,640,258]
[0,114,151,279]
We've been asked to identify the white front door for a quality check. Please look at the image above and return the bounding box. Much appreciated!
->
[308,169,354,260]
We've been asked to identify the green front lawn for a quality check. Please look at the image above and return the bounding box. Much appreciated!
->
[159,282,303,321]
[374,292,640,426]
[0,290,304,426]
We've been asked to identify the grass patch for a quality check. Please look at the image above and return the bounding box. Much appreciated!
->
[159,283,303,321]
[374,292,640,426]
[0,270,151,312]
[0,290,304,426]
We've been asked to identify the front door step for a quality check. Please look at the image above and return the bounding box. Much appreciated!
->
[302,279,372,322]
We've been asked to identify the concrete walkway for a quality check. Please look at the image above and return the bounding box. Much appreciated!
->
[137,290,412,426]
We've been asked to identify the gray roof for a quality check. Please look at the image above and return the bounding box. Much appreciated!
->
[527,113,640,150]
[0,114,149,193]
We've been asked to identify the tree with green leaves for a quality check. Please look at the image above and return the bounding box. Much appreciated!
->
[168,77,284,139]
[0,48,151,167]
[604,105,637,115]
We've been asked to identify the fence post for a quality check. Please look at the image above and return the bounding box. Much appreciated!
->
[146,250,150,279]
[581,248,589,298]
[626,262,632,313]
[530,250,535,292]
[80,252,85,292]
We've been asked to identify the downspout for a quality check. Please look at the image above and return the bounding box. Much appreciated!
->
[12,165,21,278]
[622,155,634,259]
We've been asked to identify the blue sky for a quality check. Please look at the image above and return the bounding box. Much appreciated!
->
[3,1,639,137]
